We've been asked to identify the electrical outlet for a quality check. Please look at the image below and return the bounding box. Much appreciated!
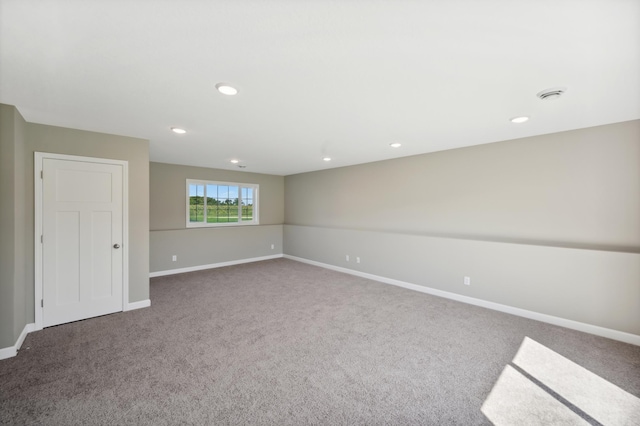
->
[271,244,275,250]
[172,255,177,262]
[346,255,350,262]
[464,276,471,286]
[356,257,361,264]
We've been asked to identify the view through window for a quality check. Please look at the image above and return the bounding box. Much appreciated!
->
[187,180,258,227]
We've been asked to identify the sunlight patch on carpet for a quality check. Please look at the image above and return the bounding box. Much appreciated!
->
[481,365,589,425]
[482,337,640,425]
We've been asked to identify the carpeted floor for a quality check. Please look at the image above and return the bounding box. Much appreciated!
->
[1,258,639,425]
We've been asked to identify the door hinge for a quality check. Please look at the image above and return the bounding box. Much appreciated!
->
[41,235,43,243]
[41,299,43,308]
[40,170,43,179]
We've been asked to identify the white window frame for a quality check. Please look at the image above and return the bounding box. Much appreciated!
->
[186,179,259,228]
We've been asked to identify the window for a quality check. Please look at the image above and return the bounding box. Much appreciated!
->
[186,179,258,227]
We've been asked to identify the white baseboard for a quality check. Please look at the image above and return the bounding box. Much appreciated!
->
[0,299,151,360]
[125,299,151,311]
[150,254,284,278]
[284,255,640,346]
[0,323,37,360]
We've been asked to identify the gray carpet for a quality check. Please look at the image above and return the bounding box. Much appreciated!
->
[1,258,639,425]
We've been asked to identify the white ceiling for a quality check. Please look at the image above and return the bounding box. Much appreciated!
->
[1,0,639,176]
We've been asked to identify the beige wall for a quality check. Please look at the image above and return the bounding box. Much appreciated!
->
[26,123,150,303]
[1,108,150,350]
[284,225,640,336]
[149,162,284,273]
[286,120,640,252]
[0,105,26,348]
[0,105,17,347]
[13,106,28,342]
[3,105,637,345]
[151,225,283,273]
[284,120,640,336]
[150,162,284,230]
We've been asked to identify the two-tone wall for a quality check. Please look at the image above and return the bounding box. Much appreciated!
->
[2,102,638,351]
[149,162,284,275]
[284,120,640,341]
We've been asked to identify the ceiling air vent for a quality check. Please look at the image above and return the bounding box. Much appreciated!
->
[537,87,567,101]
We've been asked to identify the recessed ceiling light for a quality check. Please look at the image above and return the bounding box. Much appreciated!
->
[389,142,402,148]
[216,83,238,96]
[171,127,186,134]
[322,157,332,162]
[510,116,529,124]
[230,159,239,164]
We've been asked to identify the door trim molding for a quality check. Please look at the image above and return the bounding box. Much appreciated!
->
[34,152,129,331]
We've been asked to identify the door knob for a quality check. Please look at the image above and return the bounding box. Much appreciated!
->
[113,244,121,249]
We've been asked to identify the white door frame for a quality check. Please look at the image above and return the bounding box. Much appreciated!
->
[34,152,129,331]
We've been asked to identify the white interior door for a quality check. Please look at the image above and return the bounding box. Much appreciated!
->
[42,158,124,327]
